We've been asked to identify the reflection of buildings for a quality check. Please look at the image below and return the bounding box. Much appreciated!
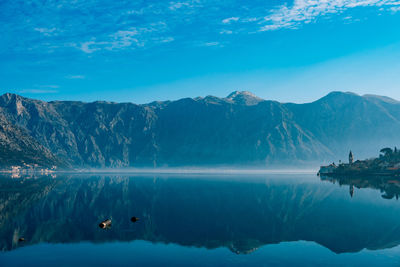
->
[320,175,400,200]
[349,185,354,198]
[11,166,21,178]
[6,165,57,179]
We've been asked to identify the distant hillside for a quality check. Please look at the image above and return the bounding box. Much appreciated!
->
[0,112,60,168]
[0,91,399,168]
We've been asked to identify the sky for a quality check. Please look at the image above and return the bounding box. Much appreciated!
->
[1,0,400,104]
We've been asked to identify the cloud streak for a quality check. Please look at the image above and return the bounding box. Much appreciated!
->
[77,22,170,53]
[19,89,58,94]
[202,41,220,47]
[260,0,400,31]
[222,17,240,24]
[34,27,59,36]
[66,75,85,79]
[2,0,400,55]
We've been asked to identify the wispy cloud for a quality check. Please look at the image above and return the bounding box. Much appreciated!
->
[79,41,101,54]
[19,89,58,94]
[34,27,59,36]
[222,17,240,24]
[202,41,221,47]
[219,29,233,35]
[66,75,85,79]
[260,0,400,31]
[77,22,169,53]
[158,36,175,43]
[40,85,59,89]
[390,5,400,11]
[169,2,191,10]
[110,29,142,49]
[168,1,202,11]
[3,0,400,56]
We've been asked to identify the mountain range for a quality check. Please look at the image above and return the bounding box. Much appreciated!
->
[0,91,399,168]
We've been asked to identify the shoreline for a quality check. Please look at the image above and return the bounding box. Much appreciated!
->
[0,168,318,176]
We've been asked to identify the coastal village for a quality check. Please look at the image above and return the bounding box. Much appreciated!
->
[318,147,400,199]
[319,147,400,177]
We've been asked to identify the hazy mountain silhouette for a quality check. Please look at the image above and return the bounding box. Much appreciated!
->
[0,91,399,168]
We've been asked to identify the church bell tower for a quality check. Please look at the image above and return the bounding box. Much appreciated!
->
[349,150,354,164]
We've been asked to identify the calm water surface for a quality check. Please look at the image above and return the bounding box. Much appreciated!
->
[0,173,400,266]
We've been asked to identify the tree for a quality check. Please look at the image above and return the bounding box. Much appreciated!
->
[380,147,393,158]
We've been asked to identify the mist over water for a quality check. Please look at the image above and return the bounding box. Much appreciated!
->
[66,167,318,175]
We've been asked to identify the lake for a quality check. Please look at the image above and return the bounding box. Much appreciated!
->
[1,172,400,266]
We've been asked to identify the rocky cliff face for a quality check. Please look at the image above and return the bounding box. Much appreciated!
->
[0,91,399,168]
[0,93,157,168]
[0,111,60,168]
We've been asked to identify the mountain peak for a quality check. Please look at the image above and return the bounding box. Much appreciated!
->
[0,93,38,104]
[0,93,25,108]
[325,91,359,98]
[1,92,18,101]
[227,91,258,99]
[226,91,263,105]
[313,91,361,105]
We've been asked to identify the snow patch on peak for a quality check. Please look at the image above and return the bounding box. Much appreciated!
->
[226,91,263,105]
[227,91,259,99]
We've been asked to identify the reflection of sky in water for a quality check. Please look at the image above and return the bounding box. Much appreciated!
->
[1,173,400,266]
[2,241,400,267]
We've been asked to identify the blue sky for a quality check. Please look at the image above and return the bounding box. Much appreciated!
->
[1,0,400,103]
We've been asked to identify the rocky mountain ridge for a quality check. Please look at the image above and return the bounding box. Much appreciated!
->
[0,91,399,168]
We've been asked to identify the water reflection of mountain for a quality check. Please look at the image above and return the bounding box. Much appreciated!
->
[320,175,400,200]
[1,175,400,254]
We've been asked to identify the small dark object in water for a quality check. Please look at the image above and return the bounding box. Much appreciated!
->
[130,217,139,223]
[99,219,112,229]
[18,237,25,242]
[349,185,354,198]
